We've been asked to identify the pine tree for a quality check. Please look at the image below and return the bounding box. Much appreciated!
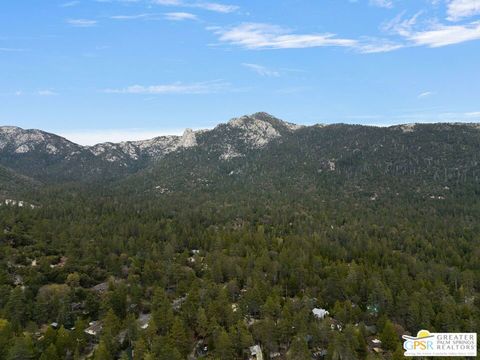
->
[327,332,356,360]
[56,325,73,357]
[0,319,13,360]
[287,336,310,360]
[152,336,183,360]
[5,288,28,330]
[125,313,139,346]
[39,344,59,360]
[392,346,405,360]
[380,320,399,351]
[133,338,147,360]
[231,320,253,355]
[355,328,368,359]
[94,339,112,360]
[73,318,88,352]
[108,284,127,319]
[169,317,190,356]
[152,287,174,335]
[42,326,57,351]
[7,335,36,360]
[102,308,121,355]
[196,307,209,338]
[104,309,121,335]
[182,287,200,326]
[262,295,281,320]
[215,328,234,360]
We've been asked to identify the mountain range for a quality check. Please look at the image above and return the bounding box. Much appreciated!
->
[1,112,479,204]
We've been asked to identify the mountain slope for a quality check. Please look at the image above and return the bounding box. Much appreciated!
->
[0,125,197,181]
[117,121,480,200]
[0,113,300,182]
[0,164,38,200]
[1,114,480,204]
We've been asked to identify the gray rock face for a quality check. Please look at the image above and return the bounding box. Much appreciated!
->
[0,112,308,182]
[0,112,300,166]
[1,114,480,198]
[227,115,281,148]
[0,126,78,155]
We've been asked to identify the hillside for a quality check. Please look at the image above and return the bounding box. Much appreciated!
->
[0,114,479,359]
[1,113,479,200]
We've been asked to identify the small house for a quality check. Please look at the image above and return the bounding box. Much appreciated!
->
[137,313,151,330]
[85,321,103,337]
[312,308,329,320]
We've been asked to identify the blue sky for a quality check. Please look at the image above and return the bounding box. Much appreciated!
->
[1,0,479,144]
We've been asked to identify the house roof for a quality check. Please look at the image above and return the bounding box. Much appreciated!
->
[137,313,151,329]
[85,321,103,336]
[312,308,329,318]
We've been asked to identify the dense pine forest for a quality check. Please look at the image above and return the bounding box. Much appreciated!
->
[0,114,479,359]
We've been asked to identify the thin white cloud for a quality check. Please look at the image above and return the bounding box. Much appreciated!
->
[110,13,156,20]
[356,38,404,53]
[154,0,182,4]
[418,91,434,98]
[407,21,480,47]
[213,23,404,53]
[193,2,238,13]
[370,0,394,8]
[57,128,186,146]
[60,1,80,7]
[38,90,58,96]
[242,63,280,77]
[385,12,480,47]
[213,12,480,53]
[214,23,358,49]
[66,19,98,27]
[153,0,238,13]
[447,0,480,21]
[382,11,423,37]
[164,12,198,21]
[465,111,480,117]
[102,80,229,94]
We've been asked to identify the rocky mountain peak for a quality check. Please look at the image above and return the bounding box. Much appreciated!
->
[250,111,278,122]
[0,113,307,177]
[226,115,281,148]
[232,112,303,131]
[0,126,23,133]
[179,128,197,148]
[0,126,76,155]
[224,112,302,149]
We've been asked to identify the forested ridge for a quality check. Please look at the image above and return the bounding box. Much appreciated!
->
[0,114,479,359]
